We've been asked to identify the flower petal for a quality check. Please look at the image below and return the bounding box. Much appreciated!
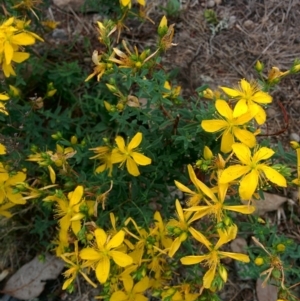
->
[69,185,83,206]
[259,165,287,187]
[252,91,272,104]
[180,255,210,265]
[215,99,233,119]
[110,250,133,267]
[126,157,140,176]
[232,143,252,164]
[201,120,228,133]
[134,276,149,293]
[252,147,274,163]
[128,132,142,150]
[80,248,102,260]
[239,169,259,200]
[221,130,234,153]
[115,136,126,152]
[107,230,125,250]
[203,264,217,289]
[219,165,250,183]
[223,205,255,214]
[95,228,107,248]
[189,227,211,249]
[110,291,128,301]
[174,180,195,194]
[96,257,110,283]
[220,86,242,97]
[233,99,248,117]
[131,152,151,165]
[233,128,256,148]
[219,251,250,262]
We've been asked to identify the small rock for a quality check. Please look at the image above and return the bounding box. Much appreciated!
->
[244,19,254,29]
[228,16,237,28]
[290,132,300,142]
[52,28,68,40]
[207,0,215,8]
[230,237,248,254]
[215,0,222,4]
[53,0,85,11]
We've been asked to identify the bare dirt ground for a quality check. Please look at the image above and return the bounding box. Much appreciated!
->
[1,0,300,300]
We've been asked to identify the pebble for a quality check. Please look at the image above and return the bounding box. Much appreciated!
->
[52,28,68,40]
[290,132,300,142]
[207,0,215,8]
[244,19,254,29]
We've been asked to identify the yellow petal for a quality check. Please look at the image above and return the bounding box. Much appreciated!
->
[4,42,13,65]
[95,228,107,248]
[219,251,250,262]
[175,199,184,221]
[11,33,35,45]
[201,120,228,133]
[110,291,128,301]
[203,146,213,160]
[71,220,81,234]
[180,254,210,265]
[252,147,274,163]
[220,130,234,153]
[48,165,56,184]
[215,99,233,119]
[233,99,248,117]
[259,165,287,187]
[158,15,168,30]
[131,152,151,165]
[134,276,149,293]
[128,132,142,150]
[231,143,251,164]
[111,150,125,164]
[168,236,181,257]
[239,169,259,200]
[252,91,272,104]
[189,227,211,249]
[0,143,6,155]
[174,180,195,195]
[219,165,250,183]
[110,250,133,267]
[115,136,126,152]
[223,205,255,214]
[0,93,9,101]
[137,0,145,5]
[120,0,130,6]
[80,248,101,260]
[203,264,217,288]
[220,86,242,97]
[96,256,110,283]
[233,128,256,148]
[69,185,83,206]
[126,157,140,176]
[107,230,125,250]
[12,52,30,63]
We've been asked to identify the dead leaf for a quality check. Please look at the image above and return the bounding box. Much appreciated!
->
[0,269,9,282]
[242,192,288,216]
[3,253,64,299]
[256,278,278,301]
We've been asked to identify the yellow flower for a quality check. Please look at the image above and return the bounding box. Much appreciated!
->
[184,165,255,222]
[45,186,86,234]
[110,276,150,301]
[180,226,250,289]
[85,50,114,82]
[162,81,181,99]
[110,40,158,70]
[219,143,287,200]
[167,199,209,257]
[174,165,205,206]
[80,228,133,284]
[111,132,151,176]
[0,163,26,204]
[220,79,272,124]
[201,99,257,153]
[90,145,113,176]
[61,241,97,290]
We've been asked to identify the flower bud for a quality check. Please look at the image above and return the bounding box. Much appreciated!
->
[254,257,264,266]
